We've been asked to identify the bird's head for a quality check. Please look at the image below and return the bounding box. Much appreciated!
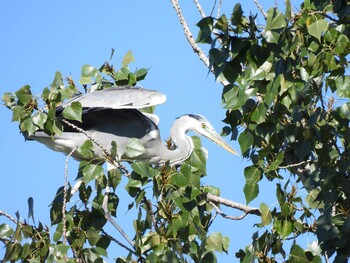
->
[178,114,239,156]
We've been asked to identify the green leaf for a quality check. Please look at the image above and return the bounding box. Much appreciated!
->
[170,167,191,187]
[196,17,213,44]
[335,75,350,98]
[86,229,101,246]
[265,8,286,31]
[281,220,293,239]
[15,85,33,105]
[135,68,148,81]
[334,34,349,55]
[131,162,158,178]
[189,136,207,175]
[80,64,99,85]
[62,101,82,122]
[83,164,104,183]
[307,19,328,42]
[50,71,63,89]
[243,166,262,204]
[238,131,253,154]
[77,139,94,159]
[206,232,223,252]
[2,92,16,109]
[0,224,14,238]
[122,50,135,67]
[306,188,324,209]
[108,167,122,190]
[267,152,284,171]
[231,3,243,26]
[289,244,307,261]
[32,112,47,129]
[125,138,146,158]
[222,236,230,253]
[260,203,272,226]
[339,102,350,119]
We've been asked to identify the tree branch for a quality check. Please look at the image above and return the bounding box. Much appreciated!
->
[60,119,130,176]
[253,0,267,19]
[62,147,77,247]
[102,186,135,252]
[0,210,20,225]
[204,192,261,220]
[171,0,230,86]
[170,0,210,67]
[193,0,206,17]
[143,197,158,231]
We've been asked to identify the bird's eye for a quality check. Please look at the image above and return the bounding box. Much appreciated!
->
[201,123,206,129]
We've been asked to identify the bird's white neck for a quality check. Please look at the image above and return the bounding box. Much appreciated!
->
[158,115,195,166]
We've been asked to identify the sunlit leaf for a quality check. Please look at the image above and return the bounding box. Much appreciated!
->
[238,131,253,154]
[80,64,99,85]
[206,232,223,252]
[307,19,328,41]
[260,203,272,226]
[125,138,146,158]
[243,166,262,204]
[62,101,82,122]
[83,164,104,183]
[15,85,32,105]
[265,8,286,31]
[0,224,14,238]
[122,50,135,67]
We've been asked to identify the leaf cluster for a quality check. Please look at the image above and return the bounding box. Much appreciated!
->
[195,0,350,262]
[1,52,231,262]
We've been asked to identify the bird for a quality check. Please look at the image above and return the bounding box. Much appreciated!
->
[27,86,239,165]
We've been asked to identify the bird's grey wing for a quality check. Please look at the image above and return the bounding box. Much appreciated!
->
[58,107,159,140]
[61,86,166,109]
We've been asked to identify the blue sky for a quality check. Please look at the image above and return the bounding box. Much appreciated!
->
[0,1,309,261]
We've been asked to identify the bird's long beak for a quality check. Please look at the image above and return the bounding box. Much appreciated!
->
[209,131,240,156]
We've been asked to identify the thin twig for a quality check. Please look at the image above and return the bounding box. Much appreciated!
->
[210,0,217,17]
[204,192,261,217]
[253,0,267,19]
[143,197,158,231]
[217,0,222,19]
[101,229,136,255]
[102,186,135,250]
[208,200,250,220]
[171,0,230,86]
[0,210,20,225]
[279,160,311,169]
[62,146,77,247]
[193,0,206,17]
[60,119,130,176]
[71,178,83,196]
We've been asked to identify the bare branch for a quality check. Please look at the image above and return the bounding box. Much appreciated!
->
[253,0,267,19]
[0,210,20,225]
[60,119,130,176]
[217,0,222,19]
[143,197,158,231]
[204,192,261,219]
[279,160,311,169]
[101,229,136,255]
[171,0,230,86]
[170,0,210,67]
[102,186,135,251]
[193,0,206,17]
[62,147,77,248]
[208,200,251,220]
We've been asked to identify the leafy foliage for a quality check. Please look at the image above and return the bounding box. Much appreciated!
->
[3,1,350,262]
[1,51,230,262]
[195,0,350,262]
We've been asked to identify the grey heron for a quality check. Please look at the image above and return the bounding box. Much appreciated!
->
[27,86,239,165]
